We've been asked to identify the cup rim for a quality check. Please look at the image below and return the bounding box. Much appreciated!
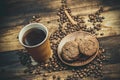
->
[18,23,48,48]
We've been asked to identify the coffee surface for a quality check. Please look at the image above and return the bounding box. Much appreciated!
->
[22,28,46,46]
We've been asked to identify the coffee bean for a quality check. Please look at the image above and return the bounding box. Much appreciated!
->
[43,73,48,77]
[79,74,83,78]
[18,1,105,79]
[57,76,61,80]
[100,33,104,36]
[57,12,61,16]
[61,0,66,4]
[53,75,56,79]
[99,7,104,13]
[42,78,47,80]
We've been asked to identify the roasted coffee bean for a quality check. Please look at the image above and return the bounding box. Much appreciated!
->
[43,73,49,77]
[99,7,104,13]
[57,12,61,15]
[53,75,56,79]
[42,78,47,80]
[61,0,66,4]
[66,75,71,80]
[72,69,75,72]
[57,19,60,22]
[101,16,105,19]
[62,4,67,8]
[100,33,104,36]
[57,76,61,80]
[79,74,83,78]
[66,8,71,13]
[18,1,105,79]
[101,48,105,53]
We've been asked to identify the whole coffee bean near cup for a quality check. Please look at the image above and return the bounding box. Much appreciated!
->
[19,23,52,63]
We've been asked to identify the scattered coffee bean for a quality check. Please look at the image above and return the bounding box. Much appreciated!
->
[47,21,51,24]
[17,1,106,80]
[43,73,49,77]
[100,33,104,36]
[42,77,47,80]
[57,76,61,80]
[53,75,56,79]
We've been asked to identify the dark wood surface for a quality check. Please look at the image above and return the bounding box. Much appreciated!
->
[0,0,120,52]
[0,35,120,80]
[0,0,120,80]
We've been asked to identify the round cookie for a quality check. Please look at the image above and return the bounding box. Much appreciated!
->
[75,35,98,56]
[62,41,79,62]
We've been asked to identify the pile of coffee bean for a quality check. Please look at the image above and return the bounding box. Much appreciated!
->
[65,53,105,80]
[17,0,106,79]
[17,49,32,67]
[57,0,105,35]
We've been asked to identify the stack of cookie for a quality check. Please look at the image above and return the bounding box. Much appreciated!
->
[61,33,99,63]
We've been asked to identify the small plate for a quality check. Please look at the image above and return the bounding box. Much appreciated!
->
[57,31,99,66]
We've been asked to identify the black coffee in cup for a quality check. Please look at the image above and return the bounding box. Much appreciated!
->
[22,28,46,46]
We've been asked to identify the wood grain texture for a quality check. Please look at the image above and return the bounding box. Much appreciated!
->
[0,35,120,80]
[0,0,120,79]
[0,0,120,52]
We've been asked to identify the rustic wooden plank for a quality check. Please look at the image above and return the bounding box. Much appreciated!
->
[0,0,120,80]
[0,9,120,52]
[1,0,120,27]
[98,35,120,64]
[0,64,120,80]
[0,26,24,52]
[0,35,120,80]
[1,0,120,52]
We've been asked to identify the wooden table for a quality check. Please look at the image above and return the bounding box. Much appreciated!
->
[0,0,120,80]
